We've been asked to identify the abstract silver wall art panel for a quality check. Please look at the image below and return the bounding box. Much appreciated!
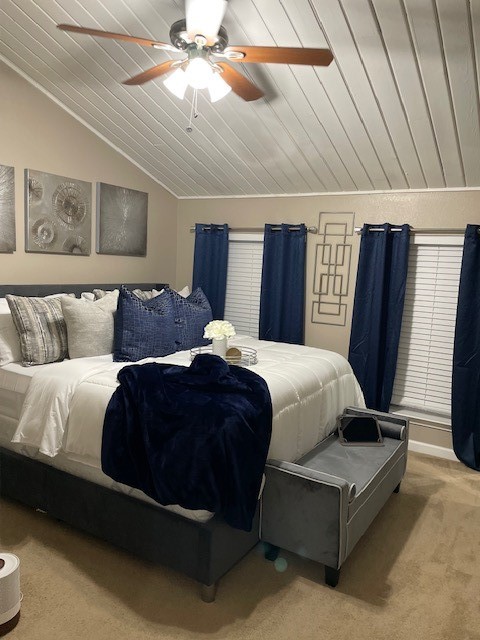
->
[96,182,148,257]
[25,169,92,255]
[0,165,16,253]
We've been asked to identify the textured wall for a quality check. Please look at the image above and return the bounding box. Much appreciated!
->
[177,191,478,355]
[0,61,177,285]
[176,191,479,450]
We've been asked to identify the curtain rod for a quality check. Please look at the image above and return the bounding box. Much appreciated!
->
[354,226,475,234]
[190,225,318,233]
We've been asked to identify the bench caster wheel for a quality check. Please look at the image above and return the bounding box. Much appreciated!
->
[264,543,280,562]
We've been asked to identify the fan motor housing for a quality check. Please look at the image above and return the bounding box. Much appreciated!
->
[169,19,228,52]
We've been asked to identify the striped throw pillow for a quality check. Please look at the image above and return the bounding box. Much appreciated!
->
[6,294,73,366]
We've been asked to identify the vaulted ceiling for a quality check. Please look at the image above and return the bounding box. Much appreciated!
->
[1,0,479,198]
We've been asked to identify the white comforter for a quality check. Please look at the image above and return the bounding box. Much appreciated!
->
[12,337,365,464]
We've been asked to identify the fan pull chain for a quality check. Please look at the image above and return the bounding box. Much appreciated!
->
[186,89,199,133]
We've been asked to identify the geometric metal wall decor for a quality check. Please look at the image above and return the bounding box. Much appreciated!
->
[24,169,92,255]
[96,182,148,257]
[311,212,355,326]
[0,164,16,253]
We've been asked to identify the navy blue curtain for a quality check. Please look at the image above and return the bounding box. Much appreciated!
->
[452,224,480,470]
[192,223,229,319]
[259,224,307,344]
[348,223,410,411]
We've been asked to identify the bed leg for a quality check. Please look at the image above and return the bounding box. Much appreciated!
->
[325,565,340,588]
[200,582,218,603]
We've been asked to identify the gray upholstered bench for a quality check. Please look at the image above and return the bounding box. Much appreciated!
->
[261,406,408,587]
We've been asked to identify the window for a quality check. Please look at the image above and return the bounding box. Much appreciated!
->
[391,235,463,418]
[223,233,263,338]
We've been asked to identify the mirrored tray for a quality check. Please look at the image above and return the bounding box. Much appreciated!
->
[190,345,258,366]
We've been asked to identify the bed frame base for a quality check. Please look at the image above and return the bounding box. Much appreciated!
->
[0,282,260,601]
[0,448,260,601]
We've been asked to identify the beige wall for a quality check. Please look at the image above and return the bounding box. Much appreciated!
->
[177,191,479,355]
[177,191,479,450]
[3,56,478,452]
[0,61,177,286]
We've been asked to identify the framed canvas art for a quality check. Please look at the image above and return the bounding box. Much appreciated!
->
[96,182,148,257]
[25,169,92,255]
[0,165,16,253]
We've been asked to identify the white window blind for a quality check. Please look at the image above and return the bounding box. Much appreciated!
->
[223,233,263,339]
[391,237,463,417]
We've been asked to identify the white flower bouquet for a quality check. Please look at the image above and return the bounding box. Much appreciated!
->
[203,320,236,340]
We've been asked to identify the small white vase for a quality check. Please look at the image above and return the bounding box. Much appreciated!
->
[212,337,227,359]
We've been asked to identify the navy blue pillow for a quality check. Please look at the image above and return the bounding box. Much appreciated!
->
[113,286,177,362]
[164,287,213,351]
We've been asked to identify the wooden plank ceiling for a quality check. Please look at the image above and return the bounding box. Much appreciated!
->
[1,0,479,197]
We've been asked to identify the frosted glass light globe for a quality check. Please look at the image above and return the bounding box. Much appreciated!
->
[163,68,189,99]
[208,72,232,102]
[185,58,213,89]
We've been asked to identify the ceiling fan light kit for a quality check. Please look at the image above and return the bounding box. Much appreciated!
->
[185,57,212,90]
[162,62,231,104]
[208,71,232,102]
[162,39,232,104]
[57,0,333,130]
[163,67,189,100]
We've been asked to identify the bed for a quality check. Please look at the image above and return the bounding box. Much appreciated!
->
[0,282,365,601]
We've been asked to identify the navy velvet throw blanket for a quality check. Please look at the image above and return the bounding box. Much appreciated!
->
[101,354,272,531]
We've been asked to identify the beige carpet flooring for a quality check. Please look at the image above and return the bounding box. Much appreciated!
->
[1,452,480,640]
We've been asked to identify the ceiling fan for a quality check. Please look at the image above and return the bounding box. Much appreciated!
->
[57,0,333,104]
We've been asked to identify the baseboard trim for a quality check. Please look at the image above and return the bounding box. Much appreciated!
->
[408,439,457,461]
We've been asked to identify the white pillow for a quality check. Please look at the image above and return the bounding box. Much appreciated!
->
[177,285,190,298]
[123,286,190,301]
[131,288,162,301]
[80,292,96,301]
[154,286,190,298]
[93,286,190,300]
[93,288,119,300]
[0,307,22,365]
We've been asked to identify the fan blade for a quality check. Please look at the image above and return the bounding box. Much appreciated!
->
[216,63,264,101]
[57,24,176,52]
[123,61,177,85]
[185,0,227,45]
[223,45,334,66]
